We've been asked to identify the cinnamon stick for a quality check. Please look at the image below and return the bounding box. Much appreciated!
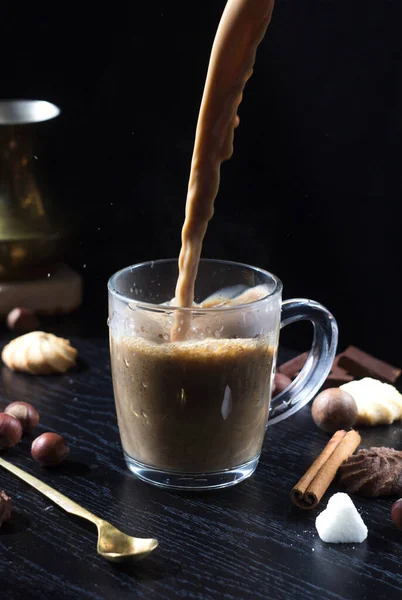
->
[291,429,361,510]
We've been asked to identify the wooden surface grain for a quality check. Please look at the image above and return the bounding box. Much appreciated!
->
[0,335,401,600]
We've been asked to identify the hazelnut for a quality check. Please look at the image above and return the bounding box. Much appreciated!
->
[0,490,12,526]
[31,433,70,467]
[391,498,402,530]
[6,307,39,333]
[311,388,358,433]
[0,413,23,449]
[5,402,39,434]
[272,373,292,397]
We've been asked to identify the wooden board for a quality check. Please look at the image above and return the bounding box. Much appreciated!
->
[0,265,82,316]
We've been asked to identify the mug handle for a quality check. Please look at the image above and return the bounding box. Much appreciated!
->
[268,298,338,426]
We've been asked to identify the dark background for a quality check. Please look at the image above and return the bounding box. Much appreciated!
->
[1,0,401,362]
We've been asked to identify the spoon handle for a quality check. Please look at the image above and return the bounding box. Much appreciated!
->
[0,456,101,527]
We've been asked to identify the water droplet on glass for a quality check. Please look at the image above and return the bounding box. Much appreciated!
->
[124,357,130,367]
[47,273,51,278]
[163,333,169,341]
[142,381,148,389]
[124,318,134,332]
[141,410,148,419]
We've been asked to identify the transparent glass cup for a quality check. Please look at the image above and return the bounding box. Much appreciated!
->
[108,259,338,490]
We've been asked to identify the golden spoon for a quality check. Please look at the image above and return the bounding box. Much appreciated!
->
[0,456,158,562]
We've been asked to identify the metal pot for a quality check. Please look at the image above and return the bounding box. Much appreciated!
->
[0,100,68,280]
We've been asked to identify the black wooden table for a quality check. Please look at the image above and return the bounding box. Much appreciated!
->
[0,333,401,600]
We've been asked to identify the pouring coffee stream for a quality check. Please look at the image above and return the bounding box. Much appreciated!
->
[172,0,275,339]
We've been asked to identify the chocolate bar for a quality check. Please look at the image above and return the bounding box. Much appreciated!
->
[278,352,308,378]
[321,366,354,388]
[279,353,352,387]
[321,354,354,387]
[278,346,401,390]
[338,346,401,384]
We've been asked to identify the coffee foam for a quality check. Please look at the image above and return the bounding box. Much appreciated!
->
[113,332,272,360]
[109,284,279,344]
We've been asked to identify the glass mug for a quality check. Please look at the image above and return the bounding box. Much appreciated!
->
[108,259,338,490]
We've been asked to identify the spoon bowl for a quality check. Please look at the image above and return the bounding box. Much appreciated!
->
[97,521,158,562]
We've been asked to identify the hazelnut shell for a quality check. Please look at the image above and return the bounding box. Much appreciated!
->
[0,413,23,449]
[6,307,39,333]
[272,373,292,397]
[311,387,358,433]
[31,433,70,467]
[391,498,402,530]
[5,402,39,434]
